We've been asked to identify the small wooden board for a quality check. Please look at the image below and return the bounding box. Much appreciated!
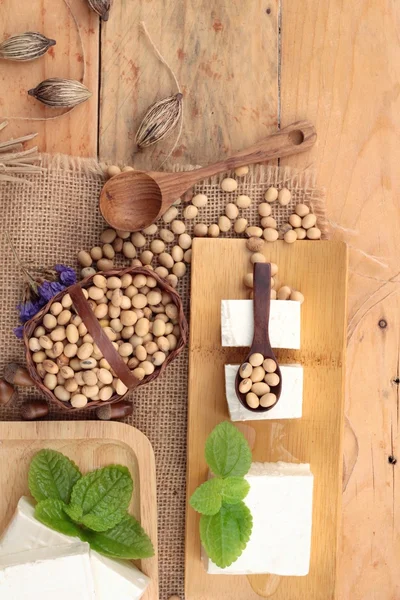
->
[0,421,158,600]
[185,239,348,600]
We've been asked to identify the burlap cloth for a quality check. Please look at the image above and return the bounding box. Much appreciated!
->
[0,156,326,599]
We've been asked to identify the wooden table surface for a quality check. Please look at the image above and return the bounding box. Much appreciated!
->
[1,1,399,598]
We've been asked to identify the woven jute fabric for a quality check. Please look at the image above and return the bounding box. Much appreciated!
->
[0,155,326,599]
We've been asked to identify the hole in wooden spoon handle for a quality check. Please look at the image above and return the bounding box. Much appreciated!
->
[288,129,305,145]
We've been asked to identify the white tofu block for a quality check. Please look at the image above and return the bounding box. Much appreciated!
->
[0,497,149,600]
[225,364,303,421]
[91,552,149,600]
[0,542,96,599]
[0,497,68,556]
[204,462,314,576]
[221,299,301,349]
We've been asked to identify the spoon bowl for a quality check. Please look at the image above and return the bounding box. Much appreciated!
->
[100,171,163,232]
[99,121,317,232]
[235,263,282,413]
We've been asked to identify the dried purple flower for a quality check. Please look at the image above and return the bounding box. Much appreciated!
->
[17,299,43,323]
[14,325,24,339]
[55,264,77,286]
[38,280,65,302]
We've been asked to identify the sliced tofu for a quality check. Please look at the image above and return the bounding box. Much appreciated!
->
[0,542,96,599]
[0,497,149,600]
[204,462,314,576]
[221,299,301,349]
[225,364,303,421]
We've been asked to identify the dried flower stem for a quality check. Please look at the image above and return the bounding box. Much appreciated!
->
[5,231,38,293]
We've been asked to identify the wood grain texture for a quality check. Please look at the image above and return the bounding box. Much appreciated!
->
[280,2,400,598]
[0,421,158,600]
[0,0,99,156]
[185,239,348,600]
[99,1,279,168]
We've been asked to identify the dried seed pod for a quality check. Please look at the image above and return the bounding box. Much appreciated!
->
[20,399,49,421]
[96,400,133,421]
[136,93,183,148]
[88,0,111,21]
[0,32,56,62]
[28,78,92,108]
[4,363,33,386]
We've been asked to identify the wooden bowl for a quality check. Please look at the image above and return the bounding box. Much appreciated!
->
[23,266,188,411]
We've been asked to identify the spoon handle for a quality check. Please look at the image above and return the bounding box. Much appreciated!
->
[171,121,316,191]
[252,263,273,353]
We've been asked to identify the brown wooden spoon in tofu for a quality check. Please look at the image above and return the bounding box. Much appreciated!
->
[235,262,282,412]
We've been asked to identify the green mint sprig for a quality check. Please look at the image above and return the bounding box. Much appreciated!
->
[28,449,81,504]
[190,422,253,569]
[28,449,154,561]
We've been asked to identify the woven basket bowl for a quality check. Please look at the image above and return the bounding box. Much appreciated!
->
[23,266,188,411]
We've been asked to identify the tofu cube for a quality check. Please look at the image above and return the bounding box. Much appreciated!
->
[221,299,301,349]
[225,364,303,421]
[204,462,314,576]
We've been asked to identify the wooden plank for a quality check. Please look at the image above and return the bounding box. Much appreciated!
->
[99,1,279,169]
[280,1,400,598]
[185,239,348,600]
[0,0,99,156]
[0,420,158,600]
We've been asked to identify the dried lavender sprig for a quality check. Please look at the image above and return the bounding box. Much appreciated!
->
[88,0,111,21]
[135,93,183,148]
[28,78,92,108]
[0,32,56,62]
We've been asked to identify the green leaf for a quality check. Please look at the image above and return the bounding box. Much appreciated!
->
[82,514,154,559]
[35,499,83,538]
[29,450,82,503]
[205,422,252,478]
[63,503,83,522]
[70,465,133,532]
[190,479,224,515]
[221,477,250,504]
[200,501,253,568]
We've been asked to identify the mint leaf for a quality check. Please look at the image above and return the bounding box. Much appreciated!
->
[29,450,82,503]
[200,501,253,568]
[35,499,83,538]
[70,465,133,532]
[221,477,250,504]
[190,479,224,515]
[205,422,252,478]
[63,503,83,522]
[82,514,154,559]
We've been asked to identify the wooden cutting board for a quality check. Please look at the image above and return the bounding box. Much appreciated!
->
[0,421,158,600]
[185,239,348,600]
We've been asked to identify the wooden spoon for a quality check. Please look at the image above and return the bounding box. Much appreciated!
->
[100,120,316,232]
[235,263,282,413]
